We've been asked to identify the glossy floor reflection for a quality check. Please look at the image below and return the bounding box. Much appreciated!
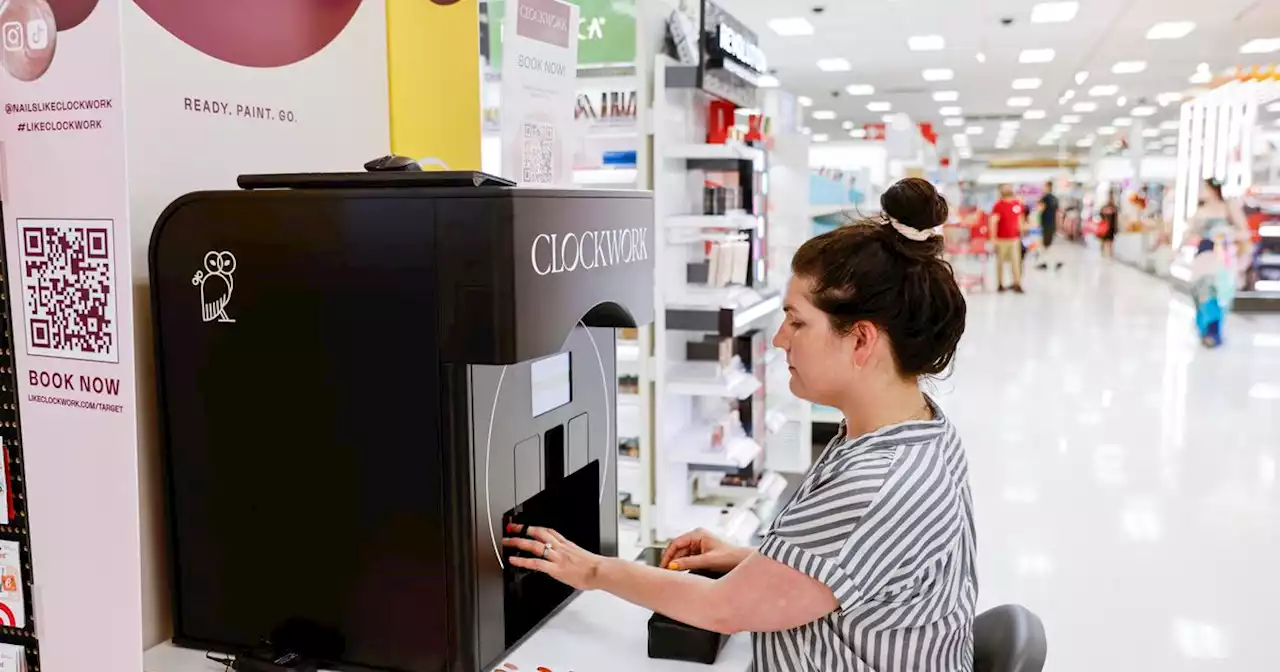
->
[934,246,1280,672]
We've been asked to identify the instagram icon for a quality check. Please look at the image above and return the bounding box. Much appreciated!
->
[0,0,56,82]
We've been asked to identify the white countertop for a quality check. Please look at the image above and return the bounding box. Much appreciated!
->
[143,590,752,672]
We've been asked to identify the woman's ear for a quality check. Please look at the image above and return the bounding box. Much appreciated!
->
[848,320,879,369]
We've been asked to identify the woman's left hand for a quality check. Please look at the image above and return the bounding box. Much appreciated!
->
[503,525,604,591]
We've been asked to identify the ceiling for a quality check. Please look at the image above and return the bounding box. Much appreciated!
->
[718,0,1280,158]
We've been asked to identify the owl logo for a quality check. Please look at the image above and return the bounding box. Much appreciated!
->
[192,251,237,323]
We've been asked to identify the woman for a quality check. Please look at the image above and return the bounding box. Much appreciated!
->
[1188,179,1248,310]
[1098,192,1119,258]
[504,178,976,672]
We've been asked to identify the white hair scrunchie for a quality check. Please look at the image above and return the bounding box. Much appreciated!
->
[886,216,939,242]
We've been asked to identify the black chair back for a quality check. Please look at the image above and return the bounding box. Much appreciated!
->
[973,604,1047,672]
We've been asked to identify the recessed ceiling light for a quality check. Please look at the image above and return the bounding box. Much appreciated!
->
[817,58,852,72]
[1062,89,1076,100]
[1240,38,1280,54]
[1053,124,1071,132]
[1116,96,1127,107]
[1190,70,1213,84]
[1020,49,1056,64]
[1061,114,1082,123]
[1001,121,1021,130]
[842,120,855,129]
[1114,117,1133,127]
[867,101,892,112]
[882,114,897,123]
[940,106,963,116]
[1098,126,1117,135]
[1013,78,1043,90]
[908,35,946,51]
[798,95,813,107]
[966,126,985,135]
[1160,120,1180,130]
[1074,102,1099,112]
[1142,128,1161,138]
[1112,61,1147,74]
[846,84,876,95]
[1146,21,1195,40]
[1008,97,1033,107]
[1089,85,1119,96]
[976,52,987,63]
[1038,137,1058,146]
[952,134,969,144]
[1077,138,1094,147]
[1030,2,1078,23]
[933,90,960,102]
[758,75,781,88]
[813,110,837,120]
[801,127,812,136]
[1023,109,1047,119]
[812,133,830,142]
[1131,106,1157,117]
[1156,92,1182,106]
[850,129,868,138]
[767,17,816,36]
[922,68,955,81]
[1075,71,1089,85]
[944,118,965,127]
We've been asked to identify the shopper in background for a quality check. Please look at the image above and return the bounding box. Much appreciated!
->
[991,183,1026,292]
[504,178,975,672]
[1190,238,1226,348]
[1189,178,1249,307]
[1036,180,1062,271]
[1098,192,1119,258]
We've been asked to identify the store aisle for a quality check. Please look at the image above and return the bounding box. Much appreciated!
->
[934,246,1280,672]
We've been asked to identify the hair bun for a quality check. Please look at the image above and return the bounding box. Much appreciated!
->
[880,177,948,231]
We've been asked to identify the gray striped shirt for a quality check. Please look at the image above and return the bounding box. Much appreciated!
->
[753,396,977,672]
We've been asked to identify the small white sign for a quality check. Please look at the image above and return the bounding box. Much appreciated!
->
[0,540,24,629]
[501,0,580,186]
[0,643,25,672]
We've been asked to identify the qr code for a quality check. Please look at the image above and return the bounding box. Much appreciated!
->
[521,122,555,184]
[18,219,118,363]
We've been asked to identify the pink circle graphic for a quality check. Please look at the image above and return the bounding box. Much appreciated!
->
[46,0,98,30]
[132,0,362,68]
[0,0,58,82]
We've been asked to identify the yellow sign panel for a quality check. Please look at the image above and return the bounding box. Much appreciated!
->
[387,0,481,169]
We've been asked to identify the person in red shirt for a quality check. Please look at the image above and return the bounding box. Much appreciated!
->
[989,184,1026,293]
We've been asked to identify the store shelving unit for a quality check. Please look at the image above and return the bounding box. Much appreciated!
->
[646,55,794,546]
[0,212,42,670]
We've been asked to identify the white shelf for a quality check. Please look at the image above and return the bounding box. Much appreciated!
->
[666,363,761,399]
[618,455,641,494]
[682,504,762,546]
[664,212,760,230]
[667,425,763,471]
[617,342,641,362]
[669,142,764,163]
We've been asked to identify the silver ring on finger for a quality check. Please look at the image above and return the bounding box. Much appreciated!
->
[541,541,553,559]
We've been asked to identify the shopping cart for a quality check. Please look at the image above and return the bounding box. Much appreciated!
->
[943,222,991,292]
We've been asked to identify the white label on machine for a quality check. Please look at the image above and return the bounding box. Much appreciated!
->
[531,352,572,417]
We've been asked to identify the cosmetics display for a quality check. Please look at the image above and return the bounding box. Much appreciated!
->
[0,203,39,668]
[150,171,653,672]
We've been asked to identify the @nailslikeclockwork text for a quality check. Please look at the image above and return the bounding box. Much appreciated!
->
[184,97,298,123]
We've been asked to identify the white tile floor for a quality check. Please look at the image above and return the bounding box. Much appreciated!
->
[934,245,1280,671]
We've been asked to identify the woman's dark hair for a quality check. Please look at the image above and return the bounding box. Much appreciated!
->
[1204,178,1225,202]
[791,177,966,377]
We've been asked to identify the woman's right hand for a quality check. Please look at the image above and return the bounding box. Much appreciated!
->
[659,527,750,574]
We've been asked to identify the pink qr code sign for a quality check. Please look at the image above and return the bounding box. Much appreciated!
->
[18,219,119,363]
